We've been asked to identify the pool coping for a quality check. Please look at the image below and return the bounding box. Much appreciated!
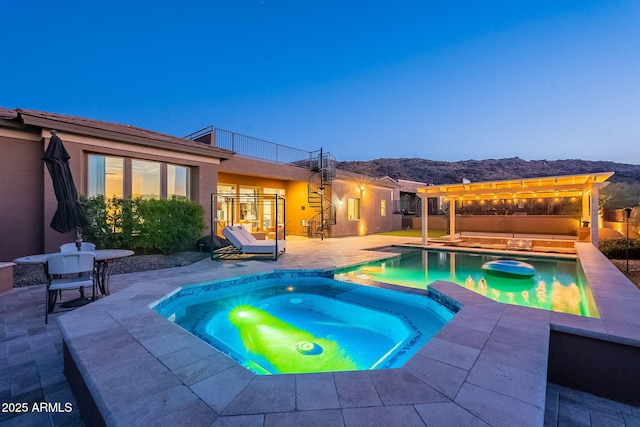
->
[57,242,640,426]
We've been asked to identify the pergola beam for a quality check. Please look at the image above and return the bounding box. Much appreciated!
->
[421,184,600,199]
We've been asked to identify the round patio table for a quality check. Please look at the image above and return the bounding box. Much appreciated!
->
[14,249,134,297]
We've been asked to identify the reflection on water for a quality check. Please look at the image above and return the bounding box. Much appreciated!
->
[336,248,596,317]
[551,281,582,315]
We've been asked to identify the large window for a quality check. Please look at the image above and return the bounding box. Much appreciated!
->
[88,155,123,197]
[88,155,191,200]
[348,197,362,220]
[167,164,190,199]
[132,160,160,199]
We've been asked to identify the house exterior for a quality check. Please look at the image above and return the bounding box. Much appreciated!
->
[0,107,401,262]
[189,127,402,238]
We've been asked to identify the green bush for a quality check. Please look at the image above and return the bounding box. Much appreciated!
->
[80,196,205,254]
[598,238,640,260]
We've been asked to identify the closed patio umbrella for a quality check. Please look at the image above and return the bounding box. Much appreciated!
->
[43,130,89,247]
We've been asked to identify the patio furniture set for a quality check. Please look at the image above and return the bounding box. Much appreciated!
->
[13,243,133,323]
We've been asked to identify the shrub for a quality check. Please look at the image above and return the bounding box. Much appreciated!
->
[80,196,205,254]
[134,197,205,254]
[598,238,640,260]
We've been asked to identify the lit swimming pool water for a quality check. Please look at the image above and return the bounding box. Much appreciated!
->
[335,247,598,318]
[153,273,453,375]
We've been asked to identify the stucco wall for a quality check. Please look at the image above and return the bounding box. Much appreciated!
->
[0,131,44,261]
[456,215,579,235]
[413,214,580,236]
[330,179,400,237]
[219,156,313,181]
[603,221,639,239]
[287,181,315,236]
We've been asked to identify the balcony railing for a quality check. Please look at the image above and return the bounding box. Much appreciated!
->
[186,126,314,166]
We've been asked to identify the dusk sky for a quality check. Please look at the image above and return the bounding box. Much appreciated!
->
[2,1,639,163]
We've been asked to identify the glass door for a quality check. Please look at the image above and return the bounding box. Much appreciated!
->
[264,188,285,239]
[216,184,236,236]
[239,186,260,231]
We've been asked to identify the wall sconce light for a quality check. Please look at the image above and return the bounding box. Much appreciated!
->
[360,186,365,192]
[338,200,344,206]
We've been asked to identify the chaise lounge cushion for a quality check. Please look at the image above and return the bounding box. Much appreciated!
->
[222,226,286,255]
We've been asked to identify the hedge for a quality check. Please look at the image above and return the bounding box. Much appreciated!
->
[80,195,205,254]
[598,238,640,260]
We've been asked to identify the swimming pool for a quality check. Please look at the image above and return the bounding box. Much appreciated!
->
[335,247,599,317]
[153,272,453,375]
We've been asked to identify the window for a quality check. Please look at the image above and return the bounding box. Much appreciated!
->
[239,186,259,230]
[167,164,190,199]
[132,160,160,199]
[264,188,286,229]
[381,200,387,216]
[88,155,123,197]
[88,155,191,201]
[216,184,236,223]
[348,197,361,220]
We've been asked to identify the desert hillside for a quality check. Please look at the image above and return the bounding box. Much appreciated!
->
[337,157,640,209]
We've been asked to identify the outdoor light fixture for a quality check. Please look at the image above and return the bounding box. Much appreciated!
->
[624,207,632,273]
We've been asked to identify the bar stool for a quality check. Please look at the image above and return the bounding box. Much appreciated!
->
[301,219,311,237]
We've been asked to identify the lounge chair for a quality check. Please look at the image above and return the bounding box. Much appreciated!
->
[215,226,286,260]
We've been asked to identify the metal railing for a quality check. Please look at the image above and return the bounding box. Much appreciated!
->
[184,126,214,144]
[392,198,423,216]
[186,126,314,166]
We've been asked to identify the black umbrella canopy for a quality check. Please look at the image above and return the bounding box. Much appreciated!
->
[43,130,89,234]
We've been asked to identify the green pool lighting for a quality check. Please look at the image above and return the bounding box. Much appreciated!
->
[228,305,357,374]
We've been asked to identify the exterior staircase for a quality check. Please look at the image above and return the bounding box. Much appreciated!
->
[307,148,336,239]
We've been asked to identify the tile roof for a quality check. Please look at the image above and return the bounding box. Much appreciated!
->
[0,107,18,120]
[16,107,205,144]
[1,107,233,159]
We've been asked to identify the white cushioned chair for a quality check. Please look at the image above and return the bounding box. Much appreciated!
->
[217,225,286,260]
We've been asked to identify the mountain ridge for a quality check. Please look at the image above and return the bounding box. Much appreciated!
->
[337,157,640,185]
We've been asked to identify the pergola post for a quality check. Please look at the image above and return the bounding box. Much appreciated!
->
[449,200,456,241]
[581,191,590,228]
[419,194,428,247]
[590,184,600,246]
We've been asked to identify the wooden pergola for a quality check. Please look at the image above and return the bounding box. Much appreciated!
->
[417,172,614,246]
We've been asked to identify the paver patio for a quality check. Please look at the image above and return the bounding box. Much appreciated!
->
[2,235,640,426]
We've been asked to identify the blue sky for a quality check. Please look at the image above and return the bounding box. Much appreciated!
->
[1,1,639,163]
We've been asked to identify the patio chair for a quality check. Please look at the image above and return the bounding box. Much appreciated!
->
[45,251,96,324]
[301,219,311,237]
[60,242,96,252]
[310,219,329,239]
[59,242,96,299]
[216,226,286,260]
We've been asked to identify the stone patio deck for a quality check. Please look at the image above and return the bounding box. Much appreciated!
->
[3,235,640,426]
